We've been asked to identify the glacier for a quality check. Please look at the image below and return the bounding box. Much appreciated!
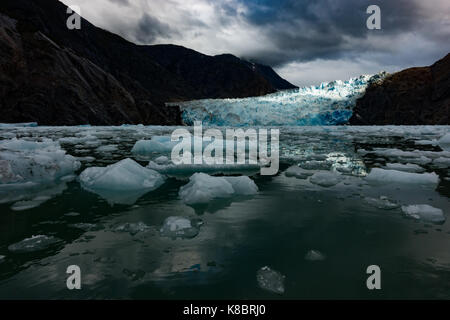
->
[168,72,387,126]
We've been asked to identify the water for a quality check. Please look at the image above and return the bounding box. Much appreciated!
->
[0,125,449,299]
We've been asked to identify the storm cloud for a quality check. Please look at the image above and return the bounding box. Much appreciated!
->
[60,0,449,86]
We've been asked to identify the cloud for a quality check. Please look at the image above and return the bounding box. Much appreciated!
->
[59,0,450,86]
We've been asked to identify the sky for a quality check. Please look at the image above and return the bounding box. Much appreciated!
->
[60,0,450,87]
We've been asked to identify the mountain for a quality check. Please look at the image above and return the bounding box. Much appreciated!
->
[0,0,296,126]
[349,53,450,125]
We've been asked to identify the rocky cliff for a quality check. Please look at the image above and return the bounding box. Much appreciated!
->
[349,54,450,125]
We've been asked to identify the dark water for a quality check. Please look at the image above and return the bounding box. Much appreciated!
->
[0,125,449,299]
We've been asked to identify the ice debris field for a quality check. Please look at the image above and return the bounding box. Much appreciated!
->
[0,124,449,299]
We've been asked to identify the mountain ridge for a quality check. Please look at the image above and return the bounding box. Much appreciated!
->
[0,0,296,125]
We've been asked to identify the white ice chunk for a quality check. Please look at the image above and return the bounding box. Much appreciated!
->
[0,138,81,184]
[438,133,450,151]
[8,235,61,253]
[285,166,315,179]
[305,250,326,261]
[309,171,342,187]
[79,158,165,204]
[256,266,285,294]
[115,222,150,235]
[366,168,439,186]
[79,158,165,191]
[364,196,400,210]
[131,138,176,155]
[383,163,425,173]
[179,173,258,205]
[401,205,445,223]
[432,157,450,168]
[159,216,202,239]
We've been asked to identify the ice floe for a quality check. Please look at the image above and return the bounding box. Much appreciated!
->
[160,216,203,239]
[147,160,260,177]
[79,158,165,204]
[0,138,80,184]
[179,173,258,205]
[383,163,425,173]
[438,133,450,151]
[305,250,326,261]
[364,196,400,210]
[401,205,445,223]
[115,222,150,235]
[8,235,61,253]
[309,171,342,187]
[256,266,286,294]
[366,168,439,186]
[284,166,315,179]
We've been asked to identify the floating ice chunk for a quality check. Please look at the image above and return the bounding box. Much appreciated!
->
[432,157,450,168]
[438,133,450,151]
[179,173,258,205]
[305,250,326,261]
[366,168,439,186]
[415,140,437,146]
[11,196,52,211]
[256,266,285,294]
[154,156,169,165]
[147,160,260,177]
[96,144,118,152]
[365,196,400,210]
[285,166,315,179]
[0,159,21,183]
[160,216,202,239]
[79,158,165,205]
[0,138,81,184]
[8,235,61,253]
[401,205,445,223]
[79,158,165,191]
[309,171,342,187]
[115,222,150,235]
[383,163,425,173]
[131,138,176,155]
[69,223,103,232]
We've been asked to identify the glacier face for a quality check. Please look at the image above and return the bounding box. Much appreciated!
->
[169,72,387,126]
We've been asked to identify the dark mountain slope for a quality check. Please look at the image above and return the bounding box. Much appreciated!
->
[0,0,296,125]
[349,53,450,125]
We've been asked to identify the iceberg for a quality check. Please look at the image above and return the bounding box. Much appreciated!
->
[438,133,450,151]
[168,73,387,126]
[79,158,165,204]
[179,173,258,205]
[402,205,445,223]
[0,138,81,184]
[364,196,400,210]
[305,250,326,261]
[131,137,177,155]
[284,166,315,179]
[309,171,342,187]
[366,168,439,186]
[8,235,61,253]
[115,222,150,235]
[256,266,285,294]
[159,216,203,239]
[147,160,260,177]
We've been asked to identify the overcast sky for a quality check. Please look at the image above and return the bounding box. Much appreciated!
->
[60,0,450,86]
